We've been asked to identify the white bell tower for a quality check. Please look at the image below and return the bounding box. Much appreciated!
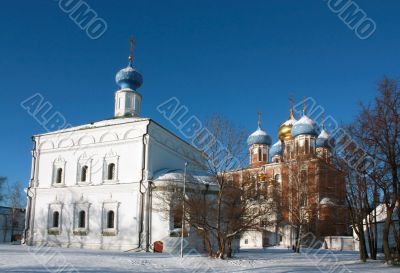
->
[114,37,143,118]
[114,89,142,118]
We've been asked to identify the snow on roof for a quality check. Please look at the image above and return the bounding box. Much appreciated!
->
[35,117,149,137]
[318,129,330,139]
[294,115,315,126]
[152,168,216,185]
[281,118,297,126]
[319,197,336,206]
[272,140,282,147]
[247,127,272,146]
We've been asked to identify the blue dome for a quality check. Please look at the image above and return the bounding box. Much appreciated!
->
[247,127,272,146]
[115,64,143,90]
[316,129,333,148]
[270,141,283,158]
[291,115,318,138]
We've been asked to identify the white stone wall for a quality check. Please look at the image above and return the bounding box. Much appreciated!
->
[280,225,296,248]
[147,122,207,176]
[353,222,399,252]
[352,204,399,253]
[323,236,354,251]
[31,185,139,250]
[240,231,263,248]
[27,118,209,251]
[28,119,148,250]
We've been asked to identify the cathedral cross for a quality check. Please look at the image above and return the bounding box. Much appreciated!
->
[129,36,135,63]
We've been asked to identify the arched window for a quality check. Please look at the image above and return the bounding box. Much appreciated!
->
[56,168,63,183]
[107,163,115,180]
[305,138,309,153]
[81,166,88,182]
[107,211,115,229]
[258,148,262,161]
[78,210,86,228]
[274,174,281,183]
[53,211,59,228]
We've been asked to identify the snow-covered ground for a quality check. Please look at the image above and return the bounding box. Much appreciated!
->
[0,244,397,273]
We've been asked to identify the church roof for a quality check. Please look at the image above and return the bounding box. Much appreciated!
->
[33,117,207,163]
[34,117,149,137]
[152,168,217,188]
[247,127,272,146]
[291,114,318,137]
[115,64,143,90]
[269,140,283,158]
[316,129,332,148]
[115,36,143,90]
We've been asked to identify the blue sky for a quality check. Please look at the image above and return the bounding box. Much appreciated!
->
[0,0,399,193]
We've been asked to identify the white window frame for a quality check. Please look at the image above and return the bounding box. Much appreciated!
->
[102,201,119,236]
[73,201,90,236]
[103,151,119,183]
[48,202,63,235]
[77,153,92,185]
[52,156,66,187]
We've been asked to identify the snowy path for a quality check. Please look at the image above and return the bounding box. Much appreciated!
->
[0,244,397,272]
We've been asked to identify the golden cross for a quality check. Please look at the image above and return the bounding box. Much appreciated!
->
[257,112,262,128]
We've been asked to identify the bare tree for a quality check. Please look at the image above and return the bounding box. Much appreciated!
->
[223,170,280,258]
[286,155,318,253]
[332,136,374,262]
[154,180,217,257]
[155,114,280,259]
[344,168,369,262]
[193,114,248,259]
[0,177,8,242]
[345,77,400,263]
[155,168,279,258]
[9,181,24,241]
[0,176,5,203]
[198,114,280,259]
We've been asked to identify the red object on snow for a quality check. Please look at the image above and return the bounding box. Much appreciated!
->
[154,241,163,253]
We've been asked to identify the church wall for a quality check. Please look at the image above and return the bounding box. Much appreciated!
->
[150,192,209,254]
[29,120,150,250]
[36,140,143,188]
[233,154,348,249]
[35,120,148,188]
[146,122,210,253]
[147,139,188,175]
[28,118,210,251]
[240,231,263,248]
[147,122,207,176]
[31,184,140,250]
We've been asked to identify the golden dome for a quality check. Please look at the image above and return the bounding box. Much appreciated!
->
[278,109,296,141]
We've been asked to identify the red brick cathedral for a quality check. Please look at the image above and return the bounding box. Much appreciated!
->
[235,107,348,248]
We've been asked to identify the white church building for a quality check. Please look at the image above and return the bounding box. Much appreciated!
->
[23,44,214,252]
